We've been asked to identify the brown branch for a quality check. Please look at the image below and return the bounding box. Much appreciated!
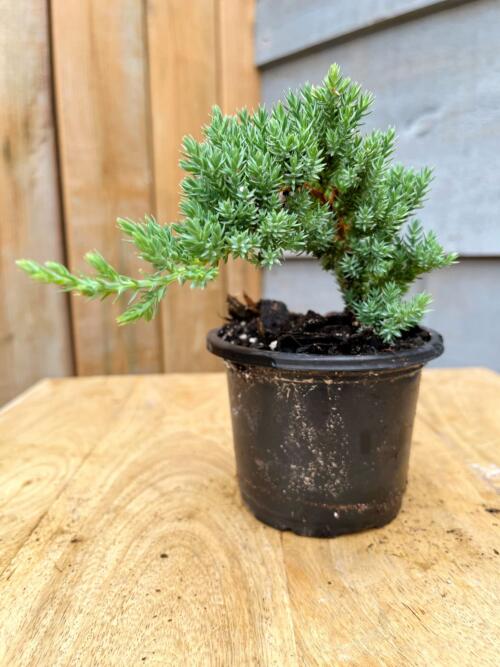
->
[336,217,348,242]
[279,183,347,242]
[303,183,328,205]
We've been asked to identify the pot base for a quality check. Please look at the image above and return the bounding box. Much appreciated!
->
[241,488,404,538]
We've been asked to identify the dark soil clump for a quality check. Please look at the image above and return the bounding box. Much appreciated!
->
[218,295,431,356]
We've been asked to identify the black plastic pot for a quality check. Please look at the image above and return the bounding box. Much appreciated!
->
[207,328,443,537]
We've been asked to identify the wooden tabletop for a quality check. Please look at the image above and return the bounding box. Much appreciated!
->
[0,370,499,666]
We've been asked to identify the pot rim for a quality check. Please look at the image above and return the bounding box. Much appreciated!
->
[206,327,444,372]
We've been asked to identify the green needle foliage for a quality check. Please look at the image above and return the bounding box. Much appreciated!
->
[18,64,456,342]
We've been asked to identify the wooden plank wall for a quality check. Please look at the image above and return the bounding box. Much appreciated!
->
[0,1,73,405]
[148,0,225,373]
[148,0,261,372]
[51,0,162,377]
[0,0,260,404]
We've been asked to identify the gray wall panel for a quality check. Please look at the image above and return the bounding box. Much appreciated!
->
[416,259,500,368]
[257,0,500,368]
[256,0,475,66]
[263,260,500,369]
[263,260,345,314]
[261,0,500,255]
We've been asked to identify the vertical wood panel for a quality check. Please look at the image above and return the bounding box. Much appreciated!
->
[147,0,226,372]
[0,0,72,405]
[147,0,261,371]
[218,0,262,302]
[51,0,162,376]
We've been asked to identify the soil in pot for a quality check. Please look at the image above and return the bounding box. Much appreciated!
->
[208,296,443,538]
[219,294,432,356]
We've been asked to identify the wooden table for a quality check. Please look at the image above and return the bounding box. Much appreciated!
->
[0,370,499,666]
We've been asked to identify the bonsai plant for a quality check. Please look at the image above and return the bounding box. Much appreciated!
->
[18,64,455,537]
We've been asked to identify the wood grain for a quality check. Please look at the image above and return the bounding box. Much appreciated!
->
[0,378,137,573]
[281,369,500,665]
[218,0,261,302]
[2,0,261,399]
[147,0,261,370]
[0,0,73,405]
[147,0,226,372]
[51,0,162,376]
[0,374,296,665]
[0,369,499,665]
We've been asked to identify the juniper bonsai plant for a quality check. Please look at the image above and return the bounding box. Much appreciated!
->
[18,64,455,344]
[18,64,455,537]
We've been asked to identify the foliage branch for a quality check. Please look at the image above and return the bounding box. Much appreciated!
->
[18,64,456,342]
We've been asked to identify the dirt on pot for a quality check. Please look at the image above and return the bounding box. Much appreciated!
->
[218,295,431,356]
